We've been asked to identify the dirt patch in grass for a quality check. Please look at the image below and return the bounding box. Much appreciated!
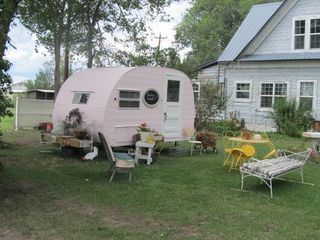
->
[6,180,43,195]
[53,199,207,239]
[101,207,203,239]
[0,229,31,240]
[4,181,42,199]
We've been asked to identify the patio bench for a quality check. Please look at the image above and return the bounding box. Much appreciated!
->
[240,150,313,198]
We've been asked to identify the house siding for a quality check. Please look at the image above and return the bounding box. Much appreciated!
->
[255,0,320,55]
[197,65,219,84]
[225,61,320,130]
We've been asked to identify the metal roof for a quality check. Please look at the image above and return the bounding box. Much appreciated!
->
[27,89,55,93]
[239,52,320,62]
[194,59,218,71]
[218,2,282,62]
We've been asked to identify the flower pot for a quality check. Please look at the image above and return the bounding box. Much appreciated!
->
[140,132,153,142]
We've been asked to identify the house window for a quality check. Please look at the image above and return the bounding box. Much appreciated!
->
[310,18,320,49]
[294,20,305,49]
[235,82,251,101]
[192,82,200,101]
[260,83,288,109]
[293,16,320,50]
[118,90,140,109]
[72,92,90,104]
[298,81,316,111]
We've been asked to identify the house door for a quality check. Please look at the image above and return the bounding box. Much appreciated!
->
[162,76,183,141]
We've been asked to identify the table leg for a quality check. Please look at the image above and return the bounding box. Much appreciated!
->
[310,139,320,160]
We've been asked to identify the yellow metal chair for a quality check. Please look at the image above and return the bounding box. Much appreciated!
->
[226,144,256,172]
[261,133,277,159]
[223,131,236,166]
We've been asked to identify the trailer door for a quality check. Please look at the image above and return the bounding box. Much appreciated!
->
[162,76,183,141]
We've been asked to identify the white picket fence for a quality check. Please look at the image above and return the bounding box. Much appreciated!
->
[15,97,54,130]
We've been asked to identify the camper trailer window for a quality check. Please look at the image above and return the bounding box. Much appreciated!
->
[72,93,90,104]
[119,90,140,109]
[144,89,159,107]
[167,80,180,102]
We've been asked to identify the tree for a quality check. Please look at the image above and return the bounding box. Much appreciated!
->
[24,61,56,90]
[195,82,228,130]
[0,0,21,121]
[175,0,279,69]
[19,0,81,96]
[20,0,176,95]
[76,0,176,68]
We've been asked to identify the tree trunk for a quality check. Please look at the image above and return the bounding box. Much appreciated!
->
[85,0,103,68]
[0,0,21,60]
[86,23,94,68]
[54,34,62,99]
[64,48,69,81]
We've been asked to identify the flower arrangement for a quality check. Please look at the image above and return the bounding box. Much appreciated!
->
[137,122,151,132]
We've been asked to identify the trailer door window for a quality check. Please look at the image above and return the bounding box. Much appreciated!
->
[72,92,90,104]
[119,90,140,109]
[167,80,180,102]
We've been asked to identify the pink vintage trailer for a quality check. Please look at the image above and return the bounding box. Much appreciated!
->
[52,67,195,146]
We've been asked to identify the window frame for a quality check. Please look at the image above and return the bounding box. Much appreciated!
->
[292,15,320,51]
[258,82,289,112]
[118,89,141,110]
[72,92,91,104]
[296,80,317,112]
[234,81,252,103]
[192,82,201,101]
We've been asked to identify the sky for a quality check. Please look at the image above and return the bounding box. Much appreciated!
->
[6,1,191,84]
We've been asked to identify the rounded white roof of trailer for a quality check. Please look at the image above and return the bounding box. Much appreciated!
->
[60,67,135,96]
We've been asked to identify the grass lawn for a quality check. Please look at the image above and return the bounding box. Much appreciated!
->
[0,130,320,239]
[0,109,15,131]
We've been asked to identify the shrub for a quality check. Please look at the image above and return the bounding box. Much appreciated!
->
[270,98,314,137]
[195,83,228,130]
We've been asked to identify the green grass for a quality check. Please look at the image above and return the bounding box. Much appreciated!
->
[0,130,320,239]
[0,109,15,131]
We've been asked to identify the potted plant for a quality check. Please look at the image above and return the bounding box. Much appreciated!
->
[137,123,154,142]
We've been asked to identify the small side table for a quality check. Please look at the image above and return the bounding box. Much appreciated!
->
[302,132,320,159]
[135,141,155,165]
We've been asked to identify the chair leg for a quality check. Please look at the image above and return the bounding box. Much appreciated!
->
[300,167,304,183]
[270,180,273,198]
[241,172,244,190]
[109,171,116,183]
[190,144,193,156]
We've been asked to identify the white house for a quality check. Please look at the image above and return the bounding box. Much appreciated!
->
[11,81,27,94]
[218,0,320,131]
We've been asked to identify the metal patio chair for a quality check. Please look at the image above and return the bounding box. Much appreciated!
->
[98,132,135,183]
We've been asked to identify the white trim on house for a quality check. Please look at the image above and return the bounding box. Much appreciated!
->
[192,82,201,101]
[258,81,290,112]
[291,15,320,52]
[234,80,252,103]
[296,80,317,113]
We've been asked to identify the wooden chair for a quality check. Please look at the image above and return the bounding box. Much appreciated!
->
[98,132,135,183]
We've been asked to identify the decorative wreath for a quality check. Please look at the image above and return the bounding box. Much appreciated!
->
[65,108,82,128]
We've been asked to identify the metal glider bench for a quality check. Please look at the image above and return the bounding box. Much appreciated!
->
[240,150,314,198]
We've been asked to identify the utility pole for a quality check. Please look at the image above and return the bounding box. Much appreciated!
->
[155,33,167,66]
